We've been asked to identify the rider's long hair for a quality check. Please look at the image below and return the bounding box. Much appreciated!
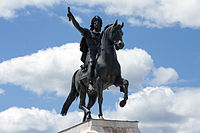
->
[90,16,102,31]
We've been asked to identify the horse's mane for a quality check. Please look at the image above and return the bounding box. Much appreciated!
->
[100,24,113,40]
[103,24,113,32]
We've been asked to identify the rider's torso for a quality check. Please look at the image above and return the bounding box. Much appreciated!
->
[84,30,100,51]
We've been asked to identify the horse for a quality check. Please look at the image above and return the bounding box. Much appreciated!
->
[61,20,129,122]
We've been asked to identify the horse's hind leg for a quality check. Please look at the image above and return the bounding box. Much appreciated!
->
[96,77,104,119]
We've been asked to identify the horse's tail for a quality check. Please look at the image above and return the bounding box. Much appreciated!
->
[61,70,79,116]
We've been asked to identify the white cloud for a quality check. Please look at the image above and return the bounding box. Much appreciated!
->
[1,87,199,133]
[68,0,200,28]
[0,44,155,95]
[128,17,161,28]
[0,88,5,94]
[150,67,178,86]
[0,43,82,96]
[0,0,61,19]
[104,87,200,133]
[1,0,199,28]
[0,107,82,133]
[117,48,154,90]
[0,43,178,95]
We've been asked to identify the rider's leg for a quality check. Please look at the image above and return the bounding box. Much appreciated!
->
[88,60,95,91]
[88,50,97,90]
[88,61,95,82]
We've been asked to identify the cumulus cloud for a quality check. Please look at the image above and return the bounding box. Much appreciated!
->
[0,43,178,95]
[68,0,200,28]
[0,107,82,133]
[0,43,82,96]
[0,0,61,19]
[117,48,154,90]
[2,0,199,28]
[104,87,200,133]
[0,43,155,95]
[1,87,199,133]
[150,67,178,86]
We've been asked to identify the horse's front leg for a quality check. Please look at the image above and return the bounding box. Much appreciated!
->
[114,78,129,107]
[86,91,97,120]
[79,90,91,122]
[96,77,104,119]
[120,79,129,107]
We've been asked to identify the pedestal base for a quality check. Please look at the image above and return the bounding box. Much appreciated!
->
[58,119,141,133]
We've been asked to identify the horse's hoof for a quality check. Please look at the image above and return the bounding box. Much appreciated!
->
[120,100,126,107]
[87,114,92,120]
[120,88,125,93]
[86,111,91,115]
[98,114,104,120]
[99,116,104,120]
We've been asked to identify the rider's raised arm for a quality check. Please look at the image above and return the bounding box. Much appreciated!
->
[67,7,85,35]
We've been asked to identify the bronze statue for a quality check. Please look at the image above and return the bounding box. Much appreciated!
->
[61,7,129,122]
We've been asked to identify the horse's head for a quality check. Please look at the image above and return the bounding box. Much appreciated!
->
[110,20,124,50]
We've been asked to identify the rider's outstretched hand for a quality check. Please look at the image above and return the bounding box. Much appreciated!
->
[67,6,84,34]
[67,7,72,21]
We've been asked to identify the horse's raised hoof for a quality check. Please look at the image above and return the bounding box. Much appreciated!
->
[120,100,126,107]
[120,87,125,93]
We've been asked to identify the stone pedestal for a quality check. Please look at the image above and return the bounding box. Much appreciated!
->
[58,119,141,133]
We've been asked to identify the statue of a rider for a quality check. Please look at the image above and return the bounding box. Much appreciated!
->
[67,7,102,90]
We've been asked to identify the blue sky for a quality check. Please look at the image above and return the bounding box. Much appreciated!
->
[0,0,200,133]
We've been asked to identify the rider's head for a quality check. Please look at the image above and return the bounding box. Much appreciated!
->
[90,16,102,32]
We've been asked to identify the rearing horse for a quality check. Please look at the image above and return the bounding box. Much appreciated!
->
[61,20,129,121]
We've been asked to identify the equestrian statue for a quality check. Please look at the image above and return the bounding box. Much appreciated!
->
[61,7,129,122]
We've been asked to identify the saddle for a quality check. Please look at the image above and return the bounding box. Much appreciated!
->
[79,64,88,81]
